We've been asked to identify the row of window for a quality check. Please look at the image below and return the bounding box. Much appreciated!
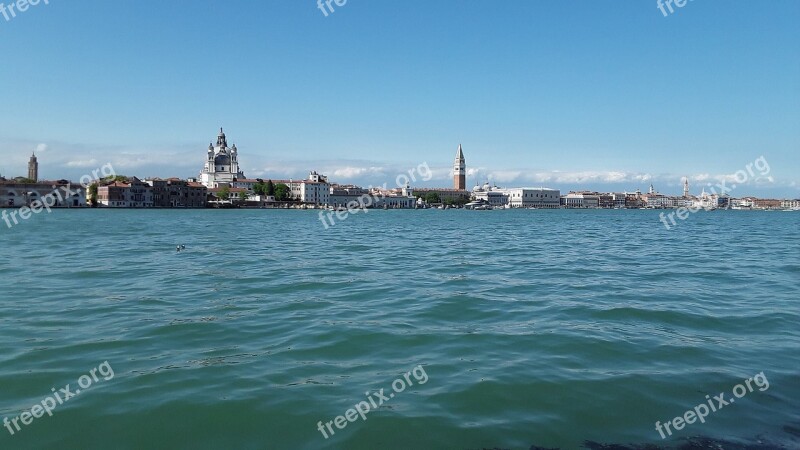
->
[510,193,559,198]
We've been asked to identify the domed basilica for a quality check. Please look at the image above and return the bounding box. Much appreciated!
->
[200,128,246,188]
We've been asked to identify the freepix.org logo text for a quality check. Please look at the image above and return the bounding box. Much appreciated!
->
[1,0,50,24]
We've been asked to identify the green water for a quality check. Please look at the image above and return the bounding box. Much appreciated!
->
[1,209,798,449]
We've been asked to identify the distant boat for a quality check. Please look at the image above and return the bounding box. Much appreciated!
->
[465,200,492,210]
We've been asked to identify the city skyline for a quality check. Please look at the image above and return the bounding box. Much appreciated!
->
[0,136,787,200]
[1,1,798,197]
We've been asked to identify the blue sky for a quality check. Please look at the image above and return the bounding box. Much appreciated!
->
[1,0,798,197]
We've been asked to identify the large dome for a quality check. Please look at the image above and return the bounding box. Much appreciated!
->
[214,153,231,165]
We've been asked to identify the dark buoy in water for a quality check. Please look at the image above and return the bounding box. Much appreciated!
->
[181,244,186,250]
[176,245,181,252]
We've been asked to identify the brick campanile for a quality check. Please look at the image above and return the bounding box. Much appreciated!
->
[28,152,39,182]
[454,144,465,190]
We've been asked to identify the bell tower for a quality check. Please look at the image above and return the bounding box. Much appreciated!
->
[28,152,38,182]
[454,144,466,190]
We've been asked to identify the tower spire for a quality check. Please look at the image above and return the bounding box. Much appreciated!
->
[217,127,227,148]
[454,144,466,190]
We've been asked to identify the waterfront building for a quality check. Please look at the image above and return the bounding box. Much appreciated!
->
[300,171,330,205]
[598,193,614,209]
[279,172,332,204]
[469,183,561,208]
[644,194,670,208]
[97,177,153,208]
[146,178,208,208]
[611,193,627,208]
[207,186,249,204]
[562,191,600,208]
[641,184,670,208]
[454,144,466,190]
[503,187,561,208]
[625,190,644,208]
[247,194,277,205]
[716,194,731,209]
[373,184,417,208]
[471,182,508,207]
[753,198,782,210]
[28,152,38,182]
[230,178,261,191]
[328,184,416,209]
[692,189,726,210]
[731,197,755,209]
[0,180,86,208]
[285,180,303,201]
[374,195,416,209]
[468,182,563,209]
[329,185,369,208]
[781,199,800,208]
[200,128,246,188]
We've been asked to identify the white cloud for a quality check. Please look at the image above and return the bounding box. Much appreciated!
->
[488,170,523,183]
[66,159,99,168]
[330,166,385,179]
[602,171,628,183]
[693,173,711,182]
[251,164,304,179]
[109,155,154,169]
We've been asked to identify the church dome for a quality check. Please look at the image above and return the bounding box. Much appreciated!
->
[214,153,231,165]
